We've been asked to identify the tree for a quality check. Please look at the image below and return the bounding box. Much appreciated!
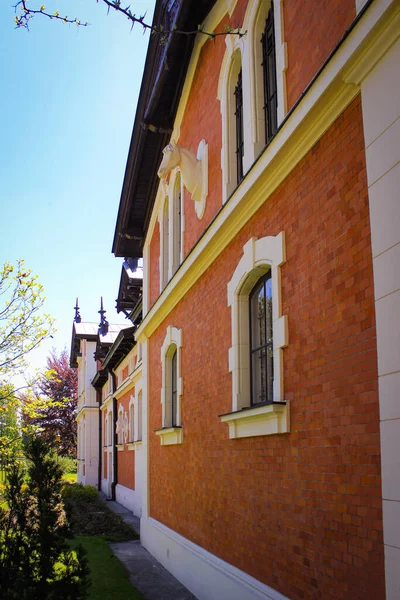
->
[0,260,54,379]
[0,384,22,462]
[26,349,78,457]
[0,436,89,599]
[13,0,244,39]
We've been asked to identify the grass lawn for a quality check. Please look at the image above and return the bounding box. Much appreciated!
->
[69,536,145,600]
[62,483,142,599]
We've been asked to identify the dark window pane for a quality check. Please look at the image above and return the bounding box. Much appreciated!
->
[171,349,177,427]
[234,68,244,184]
[250,272,273,404]
[261,3,278,145]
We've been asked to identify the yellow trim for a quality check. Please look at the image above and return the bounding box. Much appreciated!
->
[136,0,398,343]
[155,427,183,446]
[220,403,289,438]
[114,363,143,399]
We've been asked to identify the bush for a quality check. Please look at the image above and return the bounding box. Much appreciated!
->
[62,483,98,500]
[0,437,90,599]
[53,454,77,475]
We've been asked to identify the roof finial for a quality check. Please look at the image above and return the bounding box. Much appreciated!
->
[98,297,109,336]
[74,298,82,323]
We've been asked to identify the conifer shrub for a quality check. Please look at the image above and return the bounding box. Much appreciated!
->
[0,437,89,599]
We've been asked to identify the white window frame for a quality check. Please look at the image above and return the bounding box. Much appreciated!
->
[218,0,287,202]
[128,395,135,444]
[155,325,183,445]
[159,195,170,290]
[218,42,244,202]
[136,388,143,442]
[159,170,185,292]
[171,170,184,275]
[220,233,289,438]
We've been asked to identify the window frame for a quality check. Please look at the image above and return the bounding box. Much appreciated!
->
[249,270,274,406]
[261,2,278,145]
[221,233,289,439]
[155,325,183,445]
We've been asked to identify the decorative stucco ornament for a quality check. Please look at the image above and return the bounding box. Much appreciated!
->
[157,139,208,219]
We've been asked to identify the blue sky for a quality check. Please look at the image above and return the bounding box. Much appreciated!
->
[0,0,155,378]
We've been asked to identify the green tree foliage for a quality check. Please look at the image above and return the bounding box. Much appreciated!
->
[0,384,22,462]
[0,437,89,599]
[26,349,78,457]
[0,260,54,378]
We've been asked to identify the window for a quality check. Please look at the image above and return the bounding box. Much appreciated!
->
[218,1,287,173]
[171,347,178,426]
[218,46,244,202]
[159,169,185,292]
[234,69,244,184]
[220,233,289,438]
[261,3,278,144]
[161,196,169,289]
[155,326,183,445]
[136,389,142,442]
[108,410,113,446]
[172,172,183,274]
[250,272,273,405]
[129,399,135,443]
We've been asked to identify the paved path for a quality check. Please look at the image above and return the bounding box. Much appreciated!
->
[99,493,198,600]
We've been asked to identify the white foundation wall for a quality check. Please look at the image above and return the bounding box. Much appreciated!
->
[134,445,143,517]
[141,518,289,600]
[115,484,141,517]
[361,36,400,600]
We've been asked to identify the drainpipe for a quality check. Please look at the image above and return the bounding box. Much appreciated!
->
[97,388,102,491]
[109,369,118,501]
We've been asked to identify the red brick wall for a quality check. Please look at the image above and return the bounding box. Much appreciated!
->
[148,0,357,286]
[285,0,355,110]
[148,97,385,600]
[117,391,135,490]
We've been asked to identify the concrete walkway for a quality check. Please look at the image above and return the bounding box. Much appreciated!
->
[99,493,198,600]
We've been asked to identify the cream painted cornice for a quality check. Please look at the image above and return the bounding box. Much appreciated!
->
[100,395,113,411]
[114,363,143,400]
[77,406,99,421]
[136,0,399,343]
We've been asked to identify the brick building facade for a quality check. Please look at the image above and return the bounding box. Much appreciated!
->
[74,1,400,598]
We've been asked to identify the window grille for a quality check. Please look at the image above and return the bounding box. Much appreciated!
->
[234,68,244,184]
[261,3,278,145]
[249,272,273,404]
[171,348,177,427]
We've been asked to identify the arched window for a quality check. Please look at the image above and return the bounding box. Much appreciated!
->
[161,196,169,289]
[156,326,183,445]
[250,272,273,404]
[129,401,134,443]
[164,343,178,428]
[137,390,142,442]
[218,46,244,202]
[261,2,278,144]
[171,347,178,426]
[221,234,289,439]
[172,172,182,274]
[234,68,244,184]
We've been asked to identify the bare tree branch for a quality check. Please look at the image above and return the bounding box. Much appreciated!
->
[13,0,245,39]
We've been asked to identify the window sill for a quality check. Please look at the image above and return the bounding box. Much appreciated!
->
[219,402,289,439]
[126,442,135,451]
[155,426,183,446]
[116,444,124,452]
